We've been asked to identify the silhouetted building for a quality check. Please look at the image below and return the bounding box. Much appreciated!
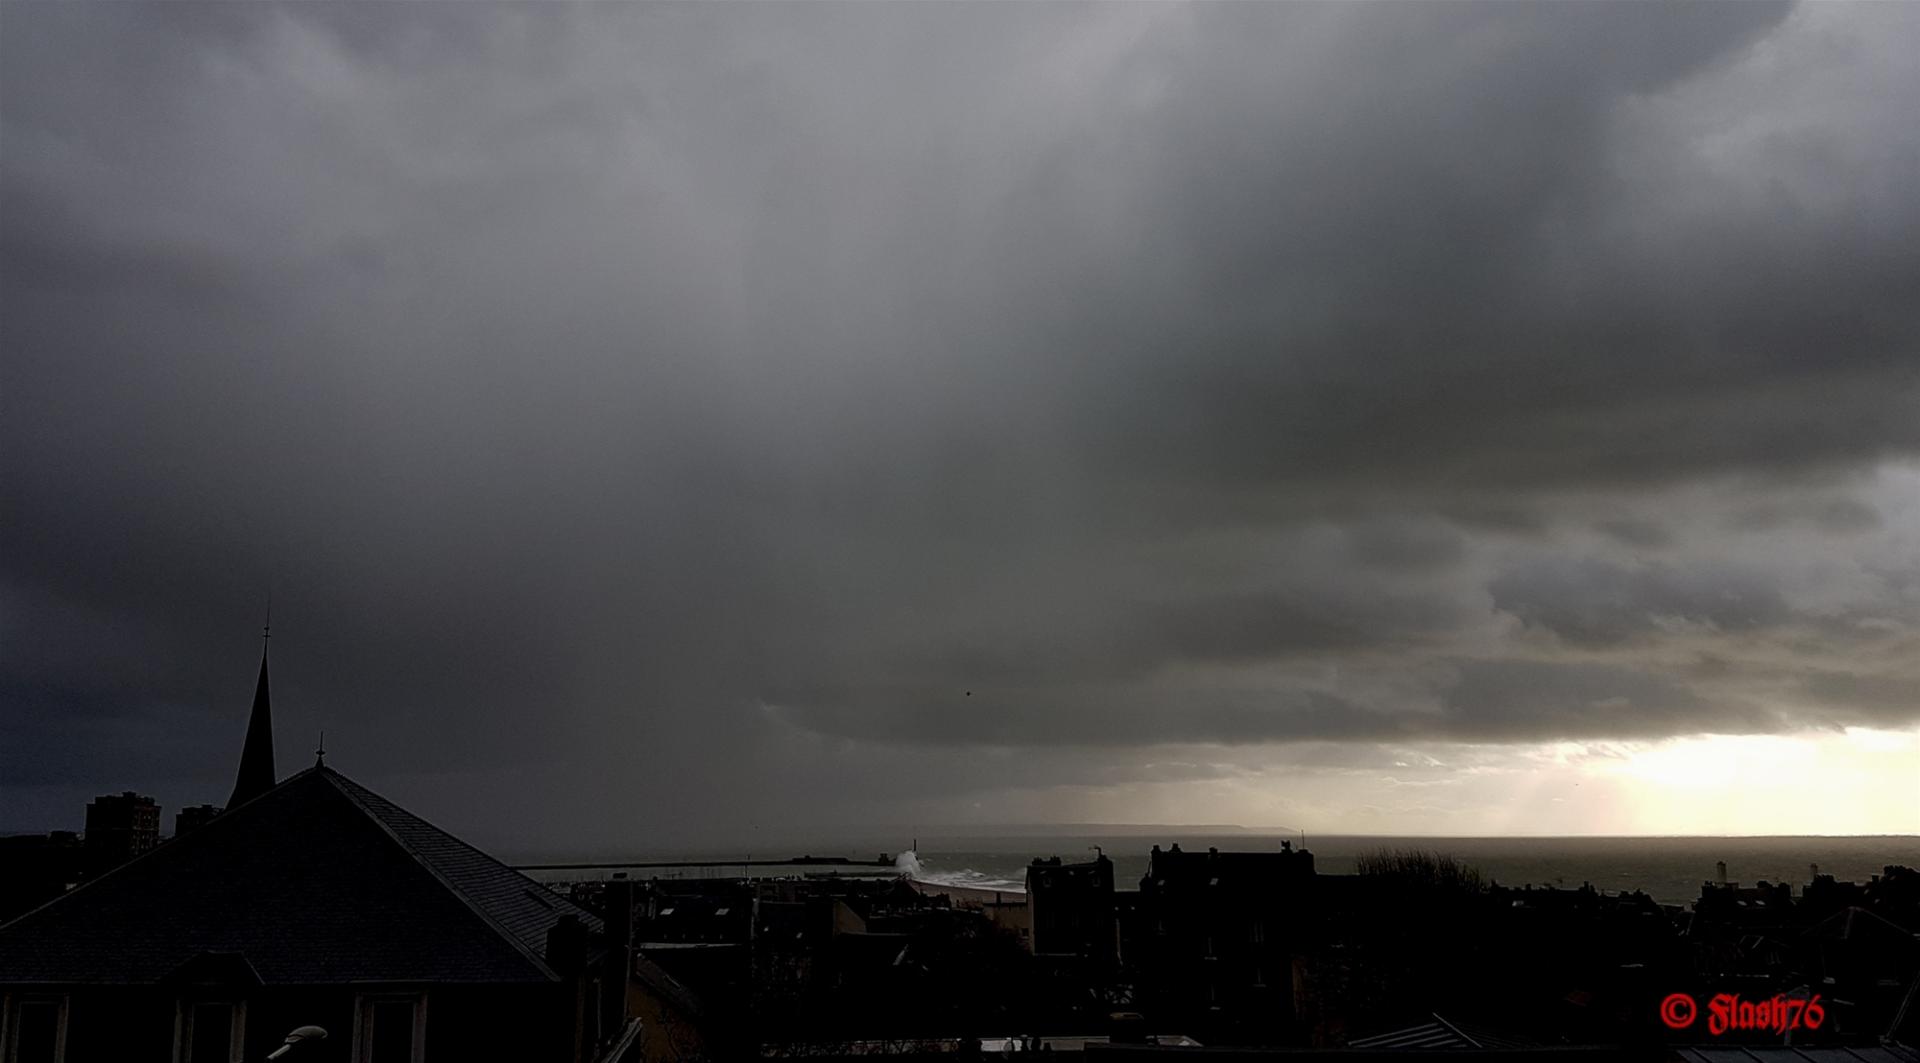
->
[1864,866,1920,932]
[1691,877,1794,933]
[1136,842,1316,1037]
[173,803,222,838]
[1028,853,1117,962]
[82,790,159,874]
[615,874,1047,1054]
[0,832,82,923]
[0,765,638,1062]
[1799,906,1920,1038]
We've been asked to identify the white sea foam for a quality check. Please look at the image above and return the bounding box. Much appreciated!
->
[900,852,1027,893]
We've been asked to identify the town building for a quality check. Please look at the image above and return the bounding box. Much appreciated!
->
[1027,853,1117,963]
[81,790,159,875]
[174,804,222,838]
[1134,842,1316,1037]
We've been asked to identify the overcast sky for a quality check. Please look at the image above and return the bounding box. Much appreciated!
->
[4,2,1917,851]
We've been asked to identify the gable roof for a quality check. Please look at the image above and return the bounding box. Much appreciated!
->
[0,766,601,986]
[1802,905,1919,947]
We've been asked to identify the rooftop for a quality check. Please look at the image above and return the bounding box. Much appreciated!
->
[0,765,602,986]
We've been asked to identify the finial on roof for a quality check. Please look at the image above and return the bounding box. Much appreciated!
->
[316,730,326,768]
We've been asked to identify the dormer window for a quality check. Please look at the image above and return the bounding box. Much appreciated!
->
[353,993,425,1063]
[5,995,68,1063]
[176,999,245,1063]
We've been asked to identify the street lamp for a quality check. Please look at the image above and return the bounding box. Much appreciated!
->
[265,1026,327,1060]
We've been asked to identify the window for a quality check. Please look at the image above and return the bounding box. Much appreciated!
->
[5,997,66,1063]
[354,994,424,1063]
[175,999,244,1063]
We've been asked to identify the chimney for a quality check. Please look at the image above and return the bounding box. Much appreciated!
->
[601,875,634,1041]
[1715,861,1727,885]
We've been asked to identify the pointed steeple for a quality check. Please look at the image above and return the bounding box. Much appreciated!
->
[227,607,277,807]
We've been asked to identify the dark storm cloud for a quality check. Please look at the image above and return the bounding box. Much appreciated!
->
[764,686,1385,749]
[1488,558,1794,647]
[1729,496,1885,535]
[1434,659,1748,742]
[1342,520,1470,573]
[1797,673,1920,726]
[765,649,1797,750]
[1594,519,1673,551]
[5,1,1919,839]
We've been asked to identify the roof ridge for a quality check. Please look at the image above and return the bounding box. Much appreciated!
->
[0,766,323,933]
[319,768,602,928]
[314,768,591,981]
[1431,1012,1483,1049]
[326,771,599,909]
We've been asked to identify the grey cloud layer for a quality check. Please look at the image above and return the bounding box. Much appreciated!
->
[4,2,1918,838]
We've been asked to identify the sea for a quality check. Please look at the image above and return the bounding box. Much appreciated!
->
[515,832,1920,908]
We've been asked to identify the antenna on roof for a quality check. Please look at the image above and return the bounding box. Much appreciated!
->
[264,592,272,644]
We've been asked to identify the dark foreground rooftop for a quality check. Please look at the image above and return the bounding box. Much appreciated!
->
[0,764,603,985]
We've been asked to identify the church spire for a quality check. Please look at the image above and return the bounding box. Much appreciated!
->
[227,605,277,807]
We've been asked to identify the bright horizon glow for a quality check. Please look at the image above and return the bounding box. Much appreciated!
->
[979,727,1920,839]
[1599,728,1920,836]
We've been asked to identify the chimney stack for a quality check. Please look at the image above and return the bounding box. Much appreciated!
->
[601,875,634,1041]
[545,913,587,975]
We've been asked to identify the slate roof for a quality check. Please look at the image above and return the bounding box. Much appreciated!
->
[0,766,602,986]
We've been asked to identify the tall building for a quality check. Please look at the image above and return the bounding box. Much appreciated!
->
[82,791,159,874]
[173,804,221,838]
